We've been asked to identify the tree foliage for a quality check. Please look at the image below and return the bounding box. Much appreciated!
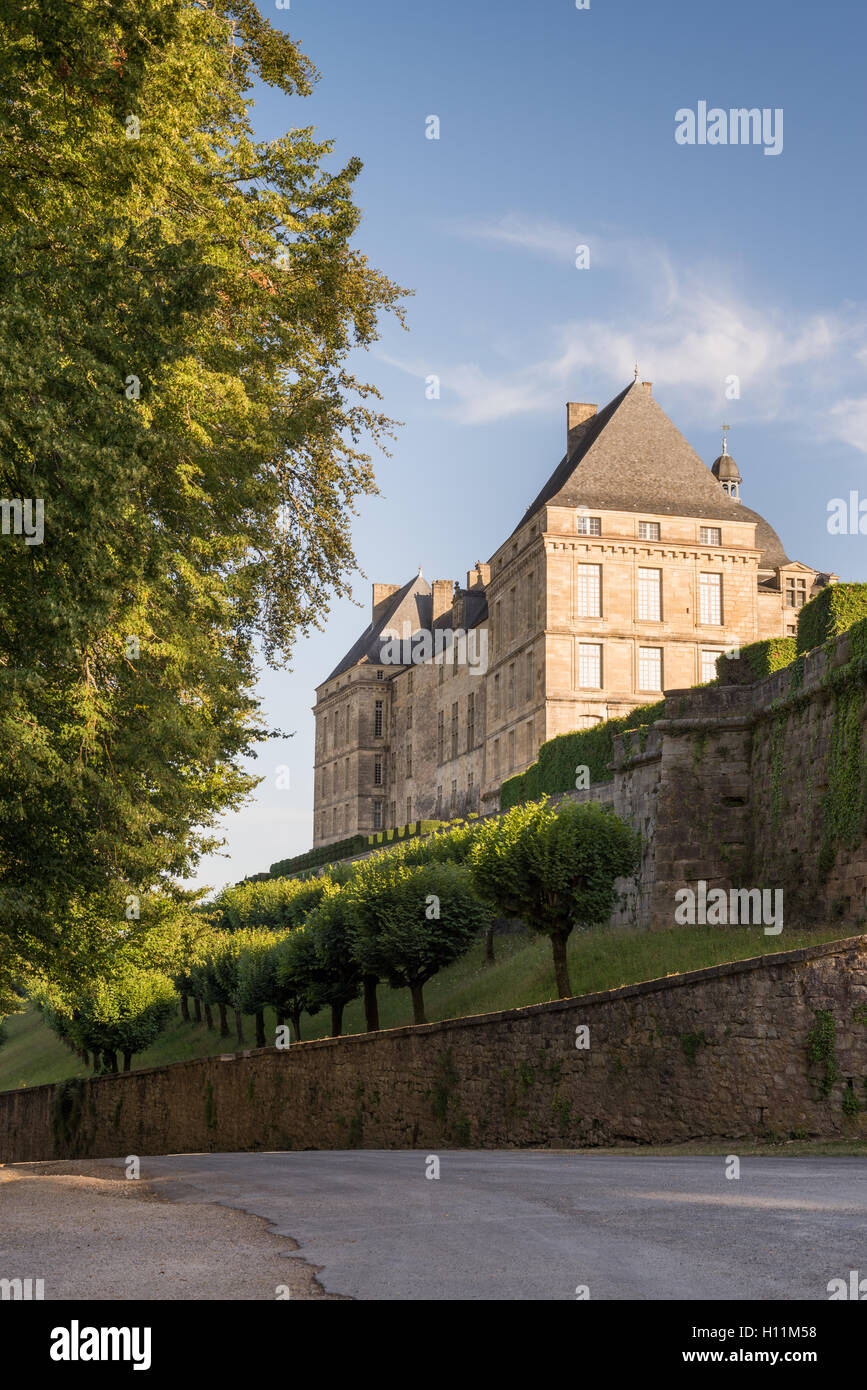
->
[469,798,640,998]
[0,0,406,982]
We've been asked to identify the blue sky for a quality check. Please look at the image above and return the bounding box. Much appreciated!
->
[193,0,867,893]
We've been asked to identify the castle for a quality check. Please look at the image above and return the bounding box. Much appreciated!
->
[312,377,834,846]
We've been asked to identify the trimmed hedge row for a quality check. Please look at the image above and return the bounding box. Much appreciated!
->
[715,637,796,686]
[500,699,666,810]
[797,583,867,656]
[267,820,447,880]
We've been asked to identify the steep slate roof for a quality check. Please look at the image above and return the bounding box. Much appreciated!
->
[512,379,790,570]
[322,573,432,683]
[322,574,489,684]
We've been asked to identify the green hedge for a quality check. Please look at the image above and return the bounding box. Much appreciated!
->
[267,820,446,880]
[500,700,665,810]
[797,583,867,655]
[715,637,796,686]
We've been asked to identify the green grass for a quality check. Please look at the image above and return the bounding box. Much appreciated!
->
[0,920,859,1093]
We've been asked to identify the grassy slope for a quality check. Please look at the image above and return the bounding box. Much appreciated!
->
[0,921,858,1093]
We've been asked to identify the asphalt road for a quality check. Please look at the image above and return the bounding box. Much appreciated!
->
[126,1151,867,1300]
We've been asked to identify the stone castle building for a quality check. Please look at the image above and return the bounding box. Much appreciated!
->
[312,377,834,845]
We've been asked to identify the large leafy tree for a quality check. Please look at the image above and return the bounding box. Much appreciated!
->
[0,0,405,986]
[469,799,641,998]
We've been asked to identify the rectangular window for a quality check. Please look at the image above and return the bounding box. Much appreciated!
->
[345,758,350,789]
[578,643,602,688]
[495,600,501,655]
[406,745,412,778]
[450,779,457,811]
[492,737,500,778]
[373,800,383,830]
[493,673,500,718]
[700,572,722,625]
[510,587,517,642]
[576,514,601,535]
[407,669,414,694]
[700,650,719,684]
[786,577,807,608]
[639,646,662,691]
[528,570,535,627]
[508,662,515,708]
[526,650,534,700]
[332,764,337,794]
[322,715,327,749]
[374,700,383,737]
[451,701,459,759]
[638,521,660,541]
[437,710,444,763]
[374,757,382,786]
[467,692,475,752]
[468,771,474,800]
[406,704,413,730]
[637,567,661,621]
[406,796,412,824]
[508,729,515,769]
[576,563,602,618]
[376,668,384,680]
[700,526,722,546]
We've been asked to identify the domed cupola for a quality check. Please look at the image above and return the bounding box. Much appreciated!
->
[711,427,742,501]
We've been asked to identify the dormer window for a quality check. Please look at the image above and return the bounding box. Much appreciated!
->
[700,526,722,546]
[638,521,660,541]
[576,515,601,536]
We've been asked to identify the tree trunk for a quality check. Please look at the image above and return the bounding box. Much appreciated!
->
[276,1012,285,1028]
[105,1050,118,1074]
[180,994,190,1023]
[363,975,379,1032]
[255,1010,266,1049]
[484,925,495,964]
[290,1010,302,1043]
[551,932,572,999]
[204,1002,214,1031]
[218,1001,229,1037]
[79,1048,89,1067]
[193,996,202,1024]
[410,983,426,1025]
[122,1051,132,1073]
[235,1009,244,1045]
[330,1002,344,1038]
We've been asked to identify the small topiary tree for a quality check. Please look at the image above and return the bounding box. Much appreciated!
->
[469,798,640,998]
[304,885,361,1036]
[347,861,488,1025]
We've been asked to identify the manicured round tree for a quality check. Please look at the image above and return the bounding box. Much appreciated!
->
[348,861,490,1025]
[273,925,320,1042]
[304,885,361,1037]
[469,798,640,998]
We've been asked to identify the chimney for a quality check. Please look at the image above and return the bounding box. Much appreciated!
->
[466,562,490,591]
[372,583,400,623]
[431,579,453,622]
[567,401,597,455]
[642,381,652,395]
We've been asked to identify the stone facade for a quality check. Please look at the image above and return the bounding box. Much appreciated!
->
[312,379,834,845]
[2,936,865,1162]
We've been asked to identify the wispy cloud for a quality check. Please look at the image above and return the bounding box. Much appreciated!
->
[385,217,867,449]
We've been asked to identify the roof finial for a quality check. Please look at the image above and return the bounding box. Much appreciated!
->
[634,362,639,381]
[721,423,730,456]
[418,564,423,576]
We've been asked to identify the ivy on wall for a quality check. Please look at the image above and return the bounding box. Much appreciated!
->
[500,700,665,810]
[797,583,867,656]
[716,637,796,687]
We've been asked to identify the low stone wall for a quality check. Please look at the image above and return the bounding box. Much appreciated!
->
[2,936,866,1163]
